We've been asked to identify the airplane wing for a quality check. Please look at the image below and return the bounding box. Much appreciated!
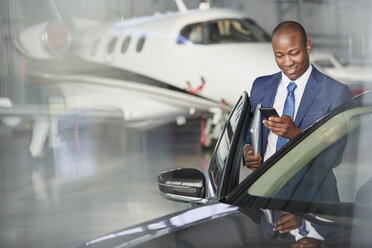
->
[31,71,230,129]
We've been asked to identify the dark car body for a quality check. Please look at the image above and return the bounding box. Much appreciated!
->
[80,91,372,248]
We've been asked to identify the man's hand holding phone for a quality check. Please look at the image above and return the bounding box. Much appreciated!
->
[260,107,301,140]
[259,107,279,119]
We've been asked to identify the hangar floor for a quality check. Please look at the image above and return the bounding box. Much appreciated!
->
[0,117,212,247]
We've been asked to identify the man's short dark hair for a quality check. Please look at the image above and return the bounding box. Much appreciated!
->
[272,21,308,45]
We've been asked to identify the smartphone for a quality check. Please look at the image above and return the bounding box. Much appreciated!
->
[259,107,279,119]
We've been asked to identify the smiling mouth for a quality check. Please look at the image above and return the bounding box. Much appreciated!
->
[287,68,296,74]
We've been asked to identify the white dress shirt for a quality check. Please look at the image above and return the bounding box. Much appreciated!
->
[264,65,313,161]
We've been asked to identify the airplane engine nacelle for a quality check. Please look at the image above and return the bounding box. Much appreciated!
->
[15,22,71,59]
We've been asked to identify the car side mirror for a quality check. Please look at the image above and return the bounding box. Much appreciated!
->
[157,168,206,203]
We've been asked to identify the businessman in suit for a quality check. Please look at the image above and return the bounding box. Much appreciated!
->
[244,21,350,237]
[245,21,350,167]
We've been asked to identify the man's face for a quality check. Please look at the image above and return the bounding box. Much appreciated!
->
[272,30,311,81]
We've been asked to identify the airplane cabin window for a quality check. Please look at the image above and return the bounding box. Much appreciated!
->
[107,36,118,55]
[136,34,146,52]
[91,38,100,57]
[121,36,131,54]
[177,19,270,45]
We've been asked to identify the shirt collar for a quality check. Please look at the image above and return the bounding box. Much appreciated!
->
[281,64,313,90]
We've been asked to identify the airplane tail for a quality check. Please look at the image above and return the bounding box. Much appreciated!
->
[174,0,188,12]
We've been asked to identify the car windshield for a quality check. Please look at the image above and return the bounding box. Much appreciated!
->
[248,93,372,209]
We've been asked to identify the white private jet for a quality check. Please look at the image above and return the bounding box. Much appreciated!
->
[14,0,280,147]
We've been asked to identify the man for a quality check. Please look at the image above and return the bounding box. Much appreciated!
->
[244,21,350,238]
[245,20,349,167]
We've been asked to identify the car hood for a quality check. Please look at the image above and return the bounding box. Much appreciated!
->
[77,201,372,248]
[77,202,292,248]
[78,203,236,247]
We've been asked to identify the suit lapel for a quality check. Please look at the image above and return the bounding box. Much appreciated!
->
[261,73,281,108]
[295,68,321,127]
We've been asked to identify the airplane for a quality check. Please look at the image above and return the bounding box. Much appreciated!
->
[14,0,280,148]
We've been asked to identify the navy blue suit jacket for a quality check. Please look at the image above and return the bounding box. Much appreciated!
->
[247,66,350,158]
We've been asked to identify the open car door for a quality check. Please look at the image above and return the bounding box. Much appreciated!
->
[157,91,252,204]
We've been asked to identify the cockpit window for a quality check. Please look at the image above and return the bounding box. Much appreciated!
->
[177,18,270,45]
[177,23,203,44]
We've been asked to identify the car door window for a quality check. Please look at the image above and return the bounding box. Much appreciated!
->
[210,97,243,185]
[248,105,372,205]
[209,93,250,198]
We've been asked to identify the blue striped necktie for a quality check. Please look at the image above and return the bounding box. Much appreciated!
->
[276,82,297,151]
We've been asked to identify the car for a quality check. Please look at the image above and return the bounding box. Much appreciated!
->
[79,90,372,248]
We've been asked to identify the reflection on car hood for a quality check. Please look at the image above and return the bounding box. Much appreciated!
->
[78,200,371,248]
[79,203,246,248]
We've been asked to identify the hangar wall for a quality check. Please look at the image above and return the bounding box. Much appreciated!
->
[217,0,371,64]
[0,0,24,101]
[56,0,201,21]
